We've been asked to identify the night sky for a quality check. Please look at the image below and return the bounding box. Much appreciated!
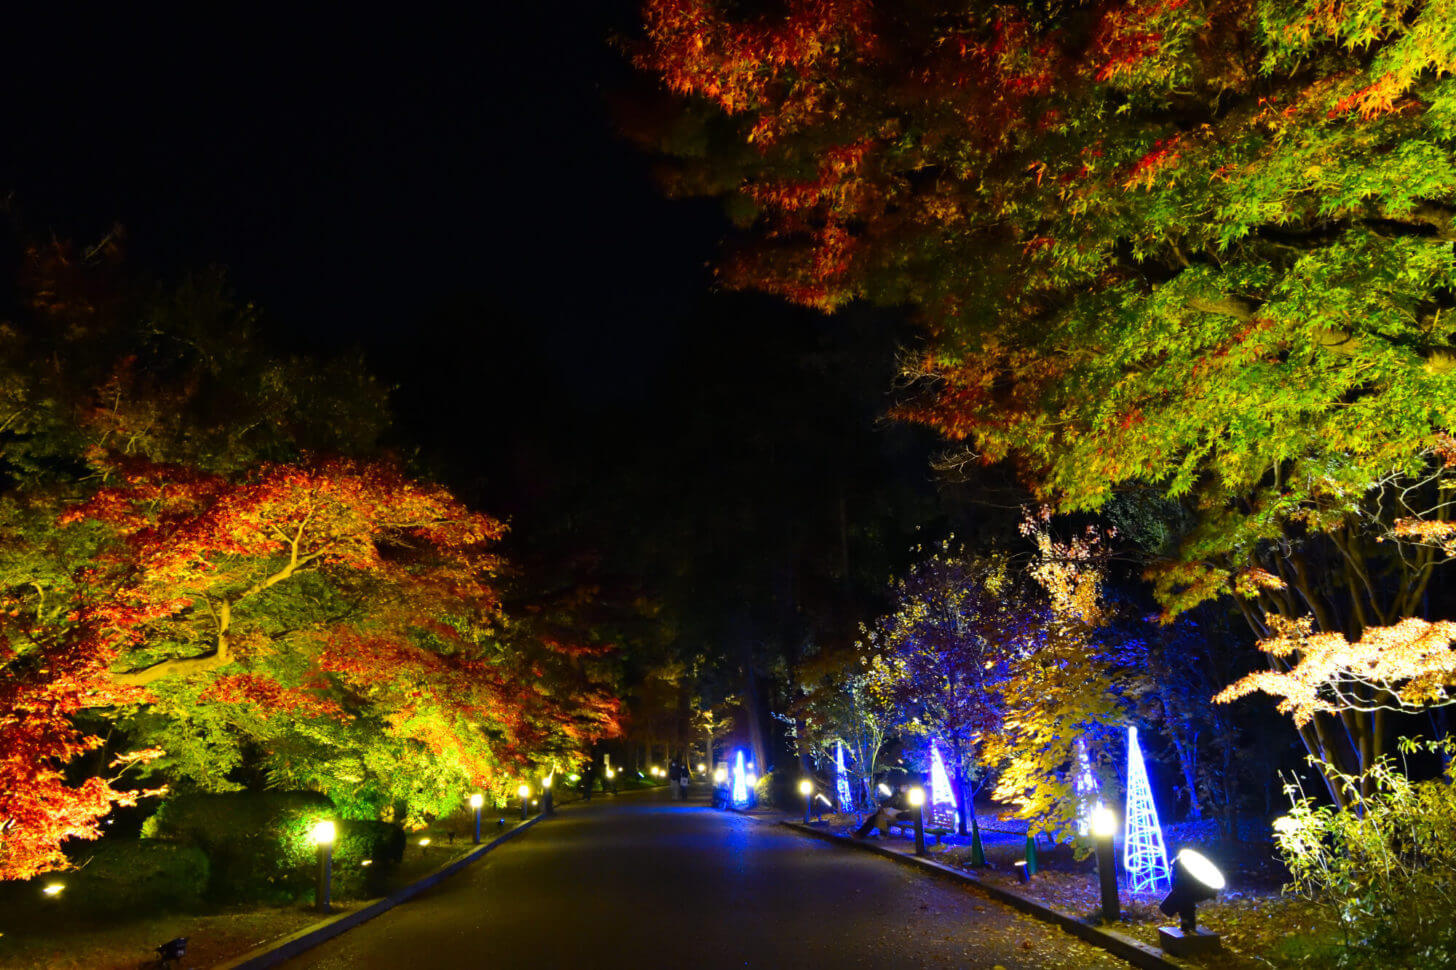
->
[1,6,976,629]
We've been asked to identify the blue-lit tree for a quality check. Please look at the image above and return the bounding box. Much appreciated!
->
[861,547,1035,836]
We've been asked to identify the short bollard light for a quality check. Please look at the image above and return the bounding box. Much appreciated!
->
[877,782,893,798]
[518,783,531,820]
[1091,804,1120,923]
[1157,849,1226,956]
[907,786,927,856]
[311,819,335,913]
[470,792,484,844]
[798,778,814,823]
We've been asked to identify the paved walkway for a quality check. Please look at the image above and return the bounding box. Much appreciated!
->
[282,788,1125,969]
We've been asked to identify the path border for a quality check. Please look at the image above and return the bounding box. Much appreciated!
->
[779,821,1180,970]
[212,815,543,970]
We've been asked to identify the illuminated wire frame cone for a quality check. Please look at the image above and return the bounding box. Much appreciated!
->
[835,741,853,812]
[1074,738,1098,836]
[731,750,750,809]
[1124,726,1172,894]
[929,741,958,829]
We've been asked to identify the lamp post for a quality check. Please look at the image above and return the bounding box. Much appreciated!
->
[1091,804,1119,923]
[543,773,554,816]
[311,820,335,913]
[470,793,483,844]
[799,778,814,823]
[908,786,927,856]
[518,783,531,821]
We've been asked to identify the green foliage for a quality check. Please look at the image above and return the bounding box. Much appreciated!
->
[753,770,781,808]
[1275,738,1456,966]
[61,839,209,916]
[142,790,334,903]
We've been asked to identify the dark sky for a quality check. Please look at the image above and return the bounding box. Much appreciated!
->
[1,6,975,614]
[3,5,714,391]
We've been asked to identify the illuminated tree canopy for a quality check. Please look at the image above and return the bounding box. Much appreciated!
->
[0,240,620,879]
[633,0,1456,804]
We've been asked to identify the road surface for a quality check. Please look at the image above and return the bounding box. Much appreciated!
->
[283,788,1125,969]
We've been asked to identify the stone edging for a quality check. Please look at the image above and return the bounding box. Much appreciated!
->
[212,814,545,969]
[778,821,1180,970]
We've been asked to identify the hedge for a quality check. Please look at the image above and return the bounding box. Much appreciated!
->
[143,790,402,903]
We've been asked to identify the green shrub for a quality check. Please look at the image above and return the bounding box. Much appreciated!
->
[144,790,334,903]
[143,791,407,903]
[1275,738,1456,967]
[331,820,406,899]
[63,840,209,917]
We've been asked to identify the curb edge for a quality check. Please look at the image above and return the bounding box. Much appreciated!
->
[778,821,1181,970]
[212,814,545,970]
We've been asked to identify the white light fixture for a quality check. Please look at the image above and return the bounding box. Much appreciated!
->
[42,882,64,897]
[311,820,336,846]
[1091,804,1118,839]
[469,793,484,809]
[907,786,926,807]
[798,779,813,796]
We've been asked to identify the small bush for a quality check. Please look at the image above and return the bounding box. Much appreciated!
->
[144,790,334,903]
[57,839,209,917]
[1275,738,1456,967]
[331,820,406,899]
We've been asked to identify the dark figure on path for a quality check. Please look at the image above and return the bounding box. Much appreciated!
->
[581,766,594,801]
[678,766,690,801]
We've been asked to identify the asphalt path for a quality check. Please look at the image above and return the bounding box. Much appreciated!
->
[282,788,1125,969]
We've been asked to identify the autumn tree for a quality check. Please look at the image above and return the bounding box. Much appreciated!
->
[633,0,1456,805]
[0,235,618,875]
[861,546,1037,834]
[980,514,1125,842]
[789,645,894,809]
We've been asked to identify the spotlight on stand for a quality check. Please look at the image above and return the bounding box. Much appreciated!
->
[1157,849,1225,956]
[155,937,187,968]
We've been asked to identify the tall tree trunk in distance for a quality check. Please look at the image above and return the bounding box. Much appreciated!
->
[741,647,769,773]
[949,737,970,836]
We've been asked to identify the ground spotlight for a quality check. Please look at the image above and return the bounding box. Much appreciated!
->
[1157,849,1225,956]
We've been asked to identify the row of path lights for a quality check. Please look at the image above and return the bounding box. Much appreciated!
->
[310,772,560,915]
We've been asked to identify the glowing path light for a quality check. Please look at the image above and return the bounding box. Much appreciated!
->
[1124,726,1171,894]
[835,741,853,812]
[929,742,957,827]
[731,750,750,809]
